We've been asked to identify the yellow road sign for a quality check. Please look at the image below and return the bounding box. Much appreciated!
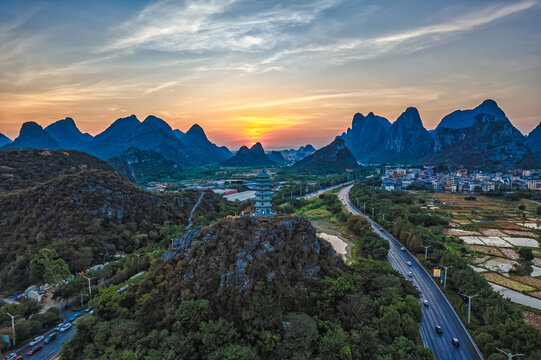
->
[433,269,441,277]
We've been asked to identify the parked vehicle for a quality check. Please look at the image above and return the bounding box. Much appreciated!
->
[5,353,18,360]
[29,335,44,346]
[44,332,58,344]
[85,306,93,313]
[55,322,64,331]
[26,344,43,356]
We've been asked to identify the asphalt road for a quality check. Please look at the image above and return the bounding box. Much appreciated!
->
[297,180,353,200]
[338,185,484,360]
[4,309,77,360]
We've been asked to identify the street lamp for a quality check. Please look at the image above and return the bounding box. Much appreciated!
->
[441,265,453,289]
[465,293,478,324]
[496,348,524,359]
[5,313,20,346]
[83,275,94,300]
[422,245,431,259]
[371,207,375,219]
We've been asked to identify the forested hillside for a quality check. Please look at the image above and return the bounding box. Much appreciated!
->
[61,216,432,360]
[0,149,225,291]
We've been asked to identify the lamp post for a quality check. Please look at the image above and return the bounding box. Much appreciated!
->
[496,348,524,359]
[83,276,94,300]
[422,245,431,259]
[465,293,478,324]
[6,313,20,346]
[363,202,366,213]
[441,265,453,289]
[371,207,375,219]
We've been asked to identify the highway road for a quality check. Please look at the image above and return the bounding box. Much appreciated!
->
[3,309,77,360]
[338,185,484,360]
[297,180,353,200]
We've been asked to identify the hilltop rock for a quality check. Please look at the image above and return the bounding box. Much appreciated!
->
[164,216,342,296]
[527,122,541,163]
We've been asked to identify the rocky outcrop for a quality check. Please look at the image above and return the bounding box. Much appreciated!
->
[164,216,343,296]
[0,133,12,147]
[108,147,183,181]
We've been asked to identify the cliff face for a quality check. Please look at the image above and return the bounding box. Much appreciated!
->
[293,138,358,172]
[163,216,343,298]
[340,112,391,162]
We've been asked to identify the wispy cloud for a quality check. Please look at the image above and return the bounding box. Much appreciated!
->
[102,0,341,53]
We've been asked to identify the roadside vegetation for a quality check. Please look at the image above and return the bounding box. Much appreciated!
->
[349,179,541,359]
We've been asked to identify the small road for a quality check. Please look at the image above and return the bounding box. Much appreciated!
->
[4,309,77,360]
[338,184,484,360]
[187,192,205,228]
[297,180,353,200]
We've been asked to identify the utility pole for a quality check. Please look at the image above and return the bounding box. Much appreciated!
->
[441,265,453,289]
[371,207,374,219]
[422,245,431,259]
[6,313,20,346]
[363,202,366,213]
[80,293,89,307]
[83,276,94,300]
[496,348,524,359]
[465,293,478,324]
[382,214,385,221]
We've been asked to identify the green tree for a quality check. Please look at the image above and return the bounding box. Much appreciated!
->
[29,246,71,285]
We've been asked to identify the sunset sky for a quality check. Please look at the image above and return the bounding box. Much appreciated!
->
[1,0,540,149]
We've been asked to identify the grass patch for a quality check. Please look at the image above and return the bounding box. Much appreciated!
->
[482,272,537,292]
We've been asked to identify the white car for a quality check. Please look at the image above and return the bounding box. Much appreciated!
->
[423,300,429,306]
[400,247,406,251]
[29,335,44,346]
[60,323,72,333]
[408,271,413,277]
[5,353,18,360]
[407,261,412,266]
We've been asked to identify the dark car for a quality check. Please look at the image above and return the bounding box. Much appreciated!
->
[44,332,58,344]
[26,344,43,356]
[451,338,460,347]
[435,326,443,335]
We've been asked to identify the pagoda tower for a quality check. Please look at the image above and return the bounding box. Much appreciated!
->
[254,169,275,216]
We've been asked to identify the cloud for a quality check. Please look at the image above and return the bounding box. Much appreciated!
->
[102,0,341,53]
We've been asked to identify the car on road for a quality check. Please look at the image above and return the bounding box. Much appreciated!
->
[379,227,383,231]
[26,344,43,356]
[44,332,58,344]
[423,300,429,306]
[85,306,93,313]
[68,312,82,322]
[60,323,72,333]
[4,353,18,360]
[29,335,44,346]
[407,261,412,266]
[451,338,460,347]
[400,246,406,251]
[408,271,413,277]
[435,326,443,335]
[55,322,64,331]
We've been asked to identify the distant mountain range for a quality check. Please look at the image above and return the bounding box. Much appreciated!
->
[340,99,540,170]
[2,99,538,173]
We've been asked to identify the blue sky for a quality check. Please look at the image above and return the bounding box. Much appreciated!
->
[1,0,540,148]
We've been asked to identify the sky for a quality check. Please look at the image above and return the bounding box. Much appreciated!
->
[0,0,540,149]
